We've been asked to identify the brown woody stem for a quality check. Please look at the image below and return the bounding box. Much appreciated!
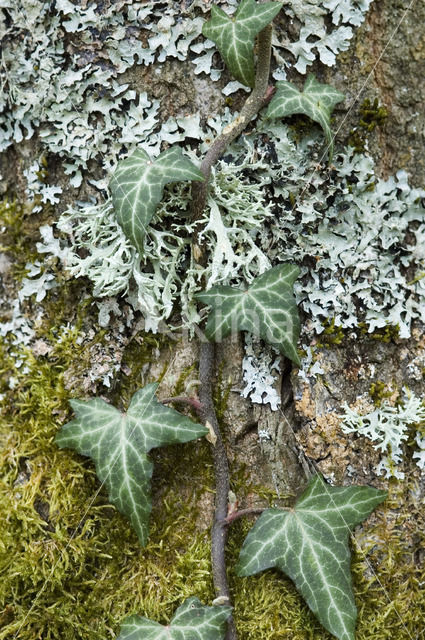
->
[191,24,274,246]
[194,24,275,640]
[199,341,236,639]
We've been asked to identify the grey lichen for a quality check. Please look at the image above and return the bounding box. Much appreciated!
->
[48,117,425,344]
[273,0,373,76]
[0,0,377,179]
[2,0,425,438]
[241,335,282,411]
[340,390,425,478]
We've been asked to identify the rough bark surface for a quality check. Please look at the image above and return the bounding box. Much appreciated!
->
[1,1,425,638]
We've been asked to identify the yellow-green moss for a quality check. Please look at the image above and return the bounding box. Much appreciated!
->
[0,198,54,282]
[287,114,316,143]
[316,317,346,347]
[358,322,400,343]
[348,98,388,153]
[172,363,197,397]
[0,321,216,639]
[369,380,394,407]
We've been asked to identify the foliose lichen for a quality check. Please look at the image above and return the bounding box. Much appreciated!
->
[241,335,282,411]
[0,0,376,183]
[340,390,425,479]
[47,118,425,343]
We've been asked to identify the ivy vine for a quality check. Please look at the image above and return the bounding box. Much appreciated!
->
[55,2,387,639]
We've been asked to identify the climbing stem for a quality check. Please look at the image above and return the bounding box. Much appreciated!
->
[199,341,237,640]
[194,24,274,640]
[191,24,274,232]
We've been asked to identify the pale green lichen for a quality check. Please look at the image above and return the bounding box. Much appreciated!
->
[273,0,373,76]
[56,142,272,332]
[340,391,425,479]
[49,119,425,344]
[0,0,377,179]
[241,335,282,411]
[1,2,425,638]
[0,1,208,185]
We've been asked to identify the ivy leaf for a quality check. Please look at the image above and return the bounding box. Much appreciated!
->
[202,0,282,87]
[237,475,387,640]
[55,384,208,546]
[109,147,204,253]
[196,264,300,365]
[116,597,232,640]
[266,74,345,158]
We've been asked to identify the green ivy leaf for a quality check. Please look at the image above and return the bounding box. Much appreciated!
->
[266,74,345,158]
[196,264,300,365]
[109,147,204,253]
[237,475,387,640]
[202,0,282,87]
[116,597,232,640]
[55,384,208,546]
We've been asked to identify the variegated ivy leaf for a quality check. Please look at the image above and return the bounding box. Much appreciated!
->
[116,597,232,640]
[196,264,300,365]
[55,384,208,546]
[237,475,387,640]
[202,0,282,87]
[266,74,345,158]
[109,147,204,253]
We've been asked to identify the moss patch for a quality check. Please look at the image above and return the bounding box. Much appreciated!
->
[348,98,388,153]
[0,196,214,639]
[0,321,216,639]
[369,380,394,407]
[222,476,425,639]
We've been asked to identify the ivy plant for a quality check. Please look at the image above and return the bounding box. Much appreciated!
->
[196,264,301,365]
[266,73,345,158]
[237,475,386,640]
[202,0,282,87]
[116,598,232,640]
[55,1,387,639]
[55,384,207,545]
[109,147,204,253]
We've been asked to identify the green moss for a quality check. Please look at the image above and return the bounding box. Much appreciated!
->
[173,363,197,397]
[369,381,393,407]
[351,477,425,638]
[358,322,400,343]
[368,380,391,404]
[348,98,388,153]
[317,317,345,347]
[0,197,54,282]
[0,319,216,639]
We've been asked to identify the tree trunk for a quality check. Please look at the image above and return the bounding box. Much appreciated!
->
[0,1,424,638]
